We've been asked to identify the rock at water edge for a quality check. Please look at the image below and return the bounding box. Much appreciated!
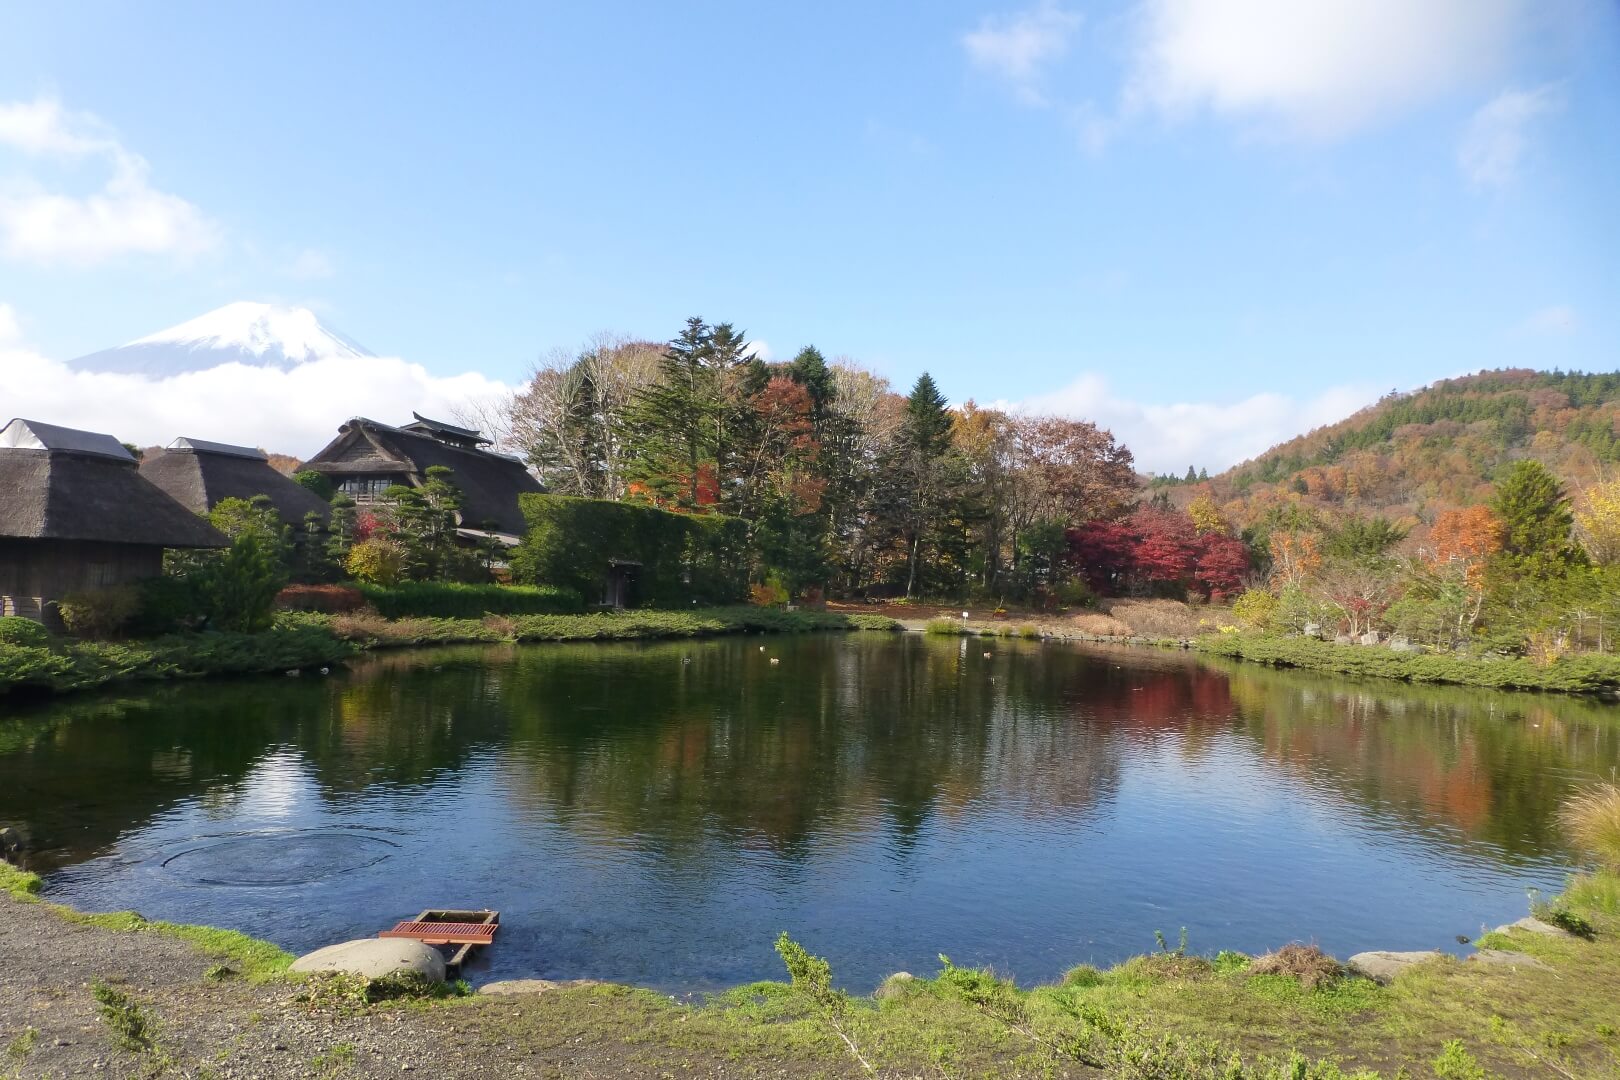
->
[1346,950,1443,984]
[290,939,446,982]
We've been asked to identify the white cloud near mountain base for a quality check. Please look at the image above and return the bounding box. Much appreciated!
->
[0,96,219,265]
[0,338,513,459]
[1457,84,1563,188]
[962,2,1082,106]
[1125,0,1529,137]
[1005,373,1379,474]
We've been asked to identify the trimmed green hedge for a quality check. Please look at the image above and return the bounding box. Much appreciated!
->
[1197,633,1620,694]
[320,607,901,648]
[512,495,750,607]
[357,581,583,619]
[0,622,353,695]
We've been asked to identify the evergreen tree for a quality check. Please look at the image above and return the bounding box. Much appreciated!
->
[628,317,722,509]
[1489,460,1582,578]
[896,373,959,597]
[904,373,953,457]
[1186,465,1197,483]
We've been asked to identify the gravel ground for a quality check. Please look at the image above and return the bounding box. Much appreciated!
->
[0,893,826,1079]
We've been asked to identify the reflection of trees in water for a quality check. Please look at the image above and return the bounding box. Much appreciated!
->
[488,636,1130,860]
[1212,659,1620,861]
[7,638,1615,880]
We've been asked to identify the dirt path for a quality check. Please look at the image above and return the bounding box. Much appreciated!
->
[0,893,837,1080]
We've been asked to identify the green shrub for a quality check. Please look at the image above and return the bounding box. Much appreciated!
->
[924,618,962,635]
[358,581,582,619]
[512,494,750,607]
[1197,632,1620,693]
[1231,589,1279,631]
[0,616,47,646]
[55,585,141,639]
[127,575,207,636]
[291,469,334,501]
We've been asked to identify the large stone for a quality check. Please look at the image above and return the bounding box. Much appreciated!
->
[1358,631,1382,646]
[1346,950,1443,984]
[1468,949,1550,971]
[1492,916,1572,938]
[1388,635,1418,653]
[290,938,446,982]
[1302,622,1322,639]
[874,972,916,1001]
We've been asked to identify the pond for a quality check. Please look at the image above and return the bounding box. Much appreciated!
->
[3,633,1617,992]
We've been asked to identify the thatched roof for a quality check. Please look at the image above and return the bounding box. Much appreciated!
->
[0,419,226,547]
[141,438,330,527]
[303,416,542,535]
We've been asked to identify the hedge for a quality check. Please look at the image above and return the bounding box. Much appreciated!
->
[0,622,354,696]
[512,495,750,607]
[1196,632,1620,695]
[356,581,583,619]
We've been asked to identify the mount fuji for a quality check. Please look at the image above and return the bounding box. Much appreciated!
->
[72,302,375,376]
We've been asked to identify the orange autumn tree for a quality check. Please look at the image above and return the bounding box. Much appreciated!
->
[1427,505,1502,590]
[1268,530,1321,590]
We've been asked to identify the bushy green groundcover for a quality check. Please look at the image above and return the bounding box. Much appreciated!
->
[1198,632,1620,694]
[0,609,900,697]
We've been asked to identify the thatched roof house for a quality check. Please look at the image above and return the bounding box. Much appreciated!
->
[140,437,330,528]
[301,413,542,544]
[0,419,225,627]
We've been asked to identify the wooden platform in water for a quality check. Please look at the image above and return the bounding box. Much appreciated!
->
[378,909,499,973]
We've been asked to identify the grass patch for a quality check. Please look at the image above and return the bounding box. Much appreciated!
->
[90,979,157,1053]
[1196,632,1620,694]
[1248,944,1346,990]
[1561,783,1620,872]
[4,1028,36,1062]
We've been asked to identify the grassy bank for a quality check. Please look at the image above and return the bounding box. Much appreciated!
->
[0,607,901,698]
[1197,632,1620,695]
[4,850,1616,1077]
[0,861,292,982]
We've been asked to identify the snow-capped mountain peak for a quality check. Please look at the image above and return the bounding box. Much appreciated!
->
[73,302,375,375]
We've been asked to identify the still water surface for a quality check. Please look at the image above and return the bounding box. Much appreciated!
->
[3,634,1616,991]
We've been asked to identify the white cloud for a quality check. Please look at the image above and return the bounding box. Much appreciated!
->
[0,96,219,265]
[1003,372,1377,474]
[287,248,336,279]
[0,301,19,344]
[745,339,774,362]
[1458,84,1562,188]
[1519,304,1577,335]
[1126,0,1528,137]
[963,2,1082,106]
[0,344,513,458]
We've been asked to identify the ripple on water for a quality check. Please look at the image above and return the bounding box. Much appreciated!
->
[160,830,400,887]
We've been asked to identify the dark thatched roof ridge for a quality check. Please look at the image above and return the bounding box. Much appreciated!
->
[141,444,331,527]
[0,448,227,548]
[304,417,542,535]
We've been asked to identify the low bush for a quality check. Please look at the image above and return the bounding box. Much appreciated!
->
[357,581,583,619]
[1198,633,1620,694]
[925,618,962,635]
[0,616,47,646]
[54,585,142,639]
[275,584,368,614]
[1106,599,1212,639]
[1068,612,1134,637]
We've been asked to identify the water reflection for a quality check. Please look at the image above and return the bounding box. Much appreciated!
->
[1,635,1614,990]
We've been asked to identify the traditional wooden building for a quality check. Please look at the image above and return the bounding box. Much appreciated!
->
[140,437,330,529]
[0,419,226,627]
[301,414,542,546]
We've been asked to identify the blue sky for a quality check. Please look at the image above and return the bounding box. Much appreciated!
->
[1,1,1616,469]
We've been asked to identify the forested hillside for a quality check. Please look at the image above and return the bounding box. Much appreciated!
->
[1194,370,1620,529]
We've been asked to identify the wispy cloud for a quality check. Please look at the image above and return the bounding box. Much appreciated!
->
[1458,84,1562,188]
[0,308,512,456]
[1125,0,1528,138]
[962,2,1082,107]
[0,301,19,344]
[1518,304,1577,336]
[0,96,219,265]
[1000,372,1378,474]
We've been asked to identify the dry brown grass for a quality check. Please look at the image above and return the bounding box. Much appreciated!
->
[1103,599,1224,639]
[1561,783,1620,872]
[1068,612,1135,637]
[1248,944,1345,989]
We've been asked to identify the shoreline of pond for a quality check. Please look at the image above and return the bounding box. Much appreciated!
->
[3,858,1616,1077]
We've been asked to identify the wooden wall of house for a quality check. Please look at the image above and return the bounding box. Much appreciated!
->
[0,539,164,628]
